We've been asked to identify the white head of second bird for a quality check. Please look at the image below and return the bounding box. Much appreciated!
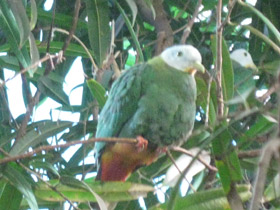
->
[230,49,257,70]
[160,45,205,74]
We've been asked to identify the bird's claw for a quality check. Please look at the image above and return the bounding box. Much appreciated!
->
[136,136,148,152]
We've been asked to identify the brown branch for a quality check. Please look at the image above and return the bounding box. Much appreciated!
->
[0,148,80,210]
[258,83,280,103]
[180,0,202,44]
[0,137,138,165]
[46,0,56,53]
[171,146,217,172]
[238,149,261,158]
[61,0,81,54]
[136,0,173,54]
[217,1,243,209]
[219,0,238,30]
[249,138,280,210]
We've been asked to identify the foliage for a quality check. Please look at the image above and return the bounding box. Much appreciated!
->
[0,0,279,209]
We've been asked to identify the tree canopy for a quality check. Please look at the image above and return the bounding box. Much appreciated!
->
[0,0,280,209]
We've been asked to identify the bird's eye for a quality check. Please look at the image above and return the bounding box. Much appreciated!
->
[177,51,183,57]
[244,52,248,57]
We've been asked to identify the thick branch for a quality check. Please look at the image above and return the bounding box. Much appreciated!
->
[136,0,173,54]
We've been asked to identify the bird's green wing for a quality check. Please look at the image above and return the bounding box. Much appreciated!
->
[94,63,148,159]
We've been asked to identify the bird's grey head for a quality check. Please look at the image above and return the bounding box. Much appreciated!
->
[230,49,257,70]
[160,45,205,74]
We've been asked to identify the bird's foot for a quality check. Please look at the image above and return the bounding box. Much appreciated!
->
[156,147,168,154]
[136,136,148,152]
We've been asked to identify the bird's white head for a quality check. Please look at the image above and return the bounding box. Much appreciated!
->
[160,45,205,74]
[230,49,257,70]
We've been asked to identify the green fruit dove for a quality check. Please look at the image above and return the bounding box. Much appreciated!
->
[230,49,258,96]
[94,45,205,181]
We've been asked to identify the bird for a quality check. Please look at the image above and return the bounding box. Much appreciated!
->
[230,49,258,96]
[94,45,205,181]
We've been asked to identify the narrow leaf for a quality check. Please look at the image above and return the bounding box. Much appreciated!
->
[86,0,110,67]
[9,121,72,155]
[0,182,22,210]
[0,1,29,68]
[35,180,154,202]
[115,1,144,62]
[87,79,107,108]
[29,0,37,30]
[157,185,251,210]
[212,126,242,194]
[38,76,70,106]
[238,0,280,44]
[29,160,60,178]
[28,33,40,77]
[3,165,38,210]
[7,0,31,47]
[125,0,138,26]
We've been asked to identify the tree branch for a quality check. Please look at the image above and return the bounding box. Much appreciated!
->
[180,0,202,44]
[171,146,217,172]
[61,0,81,54]
[136,0,173,54]
[0,137,138,165]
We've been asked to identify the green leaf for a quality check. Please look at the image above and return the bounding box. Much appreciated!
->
[210,35,234,102]
[0,1,29,68]
[153,185,251,210]
[125,0,138,26]
[115,1,144,62]
[212,126,243,194]
[3,164,38,210]
[9,120,72,155]
[8,0,31,47]
[0,182,22,210]
[239,114,277,148]
[35,180,154,202]
[196,77,216,127]
[38,76,70,106]
[29,0,37,30]
[87,79,107,108]
[86,0,110,67]
[29,160,60,178]
[238,0,280,44]
[28,33,40,77]
[264,173,280,203]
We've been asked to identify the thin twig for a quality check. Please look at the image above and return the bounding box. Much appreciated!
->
[0,137,138,164]
[0,148,80,210]
[46,0,56,53]
[171,146,217,172]
[0,53,64,88]
[258,83,280,103]
[166,150,196,192]
[180,0,202,44]
[53,28,97,70]
[219,0,237,30]
[62,0,81,54]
